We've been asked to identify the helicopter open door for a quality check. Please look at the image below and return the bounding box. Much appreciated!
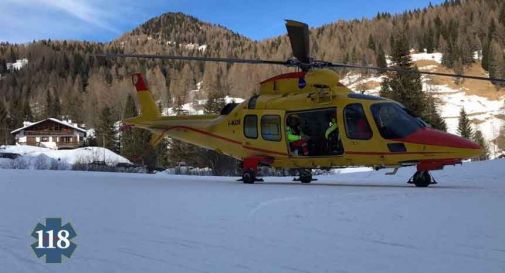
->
[285,108,344,157]
[241,109,288,157]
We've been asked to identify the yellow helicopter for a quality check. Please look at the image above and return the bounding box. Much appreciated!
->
[102,20,504,187]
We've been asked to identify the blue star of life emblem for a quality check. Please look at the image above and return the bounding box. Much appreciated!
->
[31,218,77,263]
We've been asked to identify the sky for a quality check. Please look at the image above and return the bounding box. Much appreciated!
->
[0,0,446,43]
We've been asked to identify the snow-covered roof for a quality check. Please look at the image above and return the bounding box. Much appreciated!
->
[11,118,87,134]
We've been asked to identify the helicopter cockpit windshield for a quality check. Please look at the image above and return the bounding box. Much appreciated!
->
[370,102,426,139]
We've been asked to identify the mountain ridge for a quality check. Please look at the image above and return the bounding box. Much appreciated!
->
[0,0,504,154]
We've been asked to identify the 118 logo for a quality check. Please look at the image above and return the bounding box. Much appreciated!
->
[31,218,77,263]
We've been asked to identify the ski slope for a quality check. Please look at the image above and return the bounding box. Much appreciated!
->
[1,160,505,272]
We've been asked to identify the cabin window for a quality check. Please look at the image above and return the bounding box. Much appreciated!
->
[243,115,258,139]
[344,103,373,140]
[261,115,281,141]
[371,102,425,139]
[41,137,49,142]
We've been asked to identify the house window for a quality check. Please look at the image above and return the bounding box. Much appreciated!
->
[41,136,49,142]
[61,137,72,143]
[243,115,258,139]
[344,103,373,140]
[261,115,281,141]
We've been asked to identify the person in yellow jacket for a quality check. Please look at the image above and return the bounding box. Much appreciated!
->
[286,115,309,155]
[325,114,338,140]
[325,112,342,154]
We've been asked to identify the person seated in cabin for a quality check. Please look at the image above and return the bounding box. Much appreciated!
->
[355,117,372,139]
[324,111,343,154]
[286,115,309,156]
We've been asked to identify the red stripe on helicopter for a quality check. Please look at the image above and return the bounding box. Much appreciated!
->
[260,72,306,84]
[162,126,289,156]
[345,151,447,155]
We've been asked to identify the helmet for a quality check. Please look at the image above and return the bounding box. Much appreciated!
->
[287,114,300,126]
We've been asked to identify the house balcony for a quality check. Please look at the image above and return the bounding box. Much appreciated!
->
[25,130,75,136]
[55,141,83,149]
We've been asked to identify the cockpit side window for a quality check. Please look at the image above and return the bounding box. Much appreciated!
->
[370,103,424,139]
[248,95,259,109]
[344,103,373,140]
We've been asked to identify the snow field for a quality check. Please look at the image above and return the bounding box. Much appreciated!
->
[0,159,504,272]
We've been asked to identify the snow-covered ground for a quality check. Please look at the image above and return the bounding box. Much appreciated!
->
[1,159,504,272]
[6,58,29,71]
[0,145,130,169]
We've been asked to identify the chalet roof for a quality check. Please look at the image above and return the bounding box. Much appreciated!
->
[11,118,87,134]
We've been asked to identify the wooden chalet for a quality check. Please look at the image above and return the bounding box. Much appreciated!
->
[11,118,87,149]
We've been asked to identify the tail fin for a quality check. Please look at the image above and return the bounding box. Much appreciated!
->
[132,73,160,120]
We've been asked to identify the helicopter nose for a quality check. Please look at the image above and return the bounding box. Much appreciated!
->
[401,128,481,150]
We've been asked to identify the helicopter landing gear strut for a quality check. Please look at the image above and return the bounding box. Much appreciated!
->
[407,171,438,187]
[238,156,273,184]
[293,169,317,183]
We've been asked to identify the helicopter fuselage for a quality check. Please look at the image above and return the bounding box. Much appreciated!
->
[127,69,480,172]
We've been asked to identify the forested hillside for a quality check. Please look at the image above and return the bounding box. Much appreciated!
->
[1,0,504,165]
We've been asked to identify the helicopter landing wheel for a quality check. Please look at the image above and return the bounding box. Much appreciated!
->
[242,170,256,184]
[299,169,313,183]
[409,171,433,187]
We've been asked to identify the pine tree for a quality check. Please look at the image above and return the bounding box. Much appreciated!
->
[0,101,8,144]
[120,95,140,159]
[481,40,490,71]
[0,59,6,74]
[203,90,226,114]
[0,102,6,124]
[488,19,497,41]
[457,108,473,139]
[452,57,464,83]
[425,93,447,131]
[380,33,425,117]
[96,106,118,152]
[488,41,504,84]
[52,91,61,118]
[22,99,33,121]
[500,3,505,27]
[380,33,445,130]
[45,90,53,117]
[376,44,387,74]
[367,34,376,51]
[424,26,435,53]
[472,130,489,161]
[497,123,505,152]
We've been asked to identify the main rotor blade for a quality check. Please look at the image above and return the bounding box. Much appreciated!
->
[96,53,288,66]
[328,63,505,83]
[285,20,310,64]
